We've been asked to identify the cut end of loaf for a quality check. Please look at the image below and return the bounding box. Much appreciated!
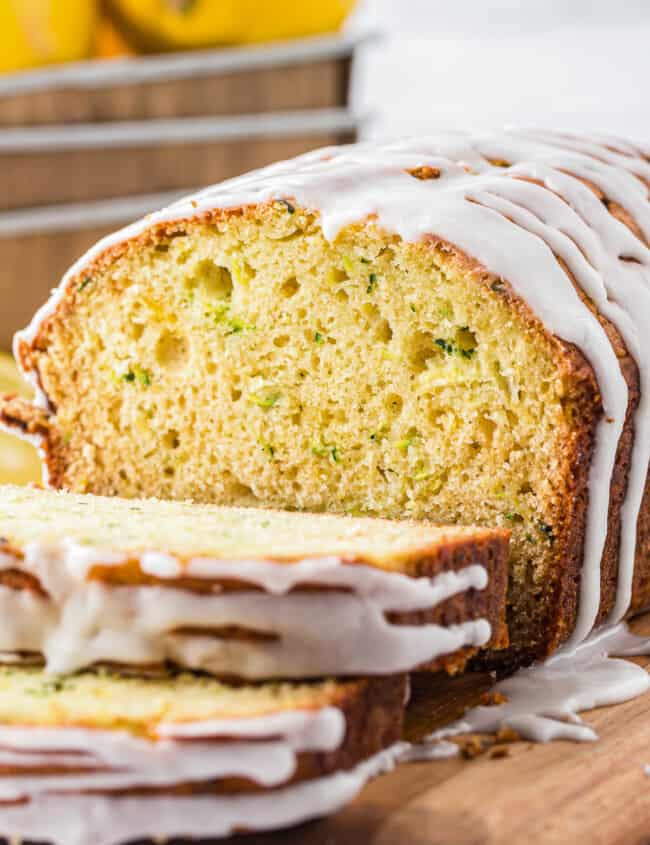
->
[6,200,601,660]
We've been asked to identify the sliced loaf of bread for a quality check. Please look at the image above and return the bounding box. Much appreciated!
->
[4,130,647,664]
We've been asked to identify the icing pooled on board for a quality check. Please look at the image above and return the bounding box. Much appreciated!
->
[425,622,650,746]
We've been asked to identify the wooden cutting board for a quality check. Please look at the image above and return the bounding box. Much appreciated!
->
[234,613,650,845]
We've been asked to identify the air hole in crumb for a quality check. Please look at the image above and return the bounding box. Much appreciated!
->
[361,302,393,343]
[119,469,128,481]
[455,326,478,355]
[164,467,175,477]
[376,319,393,343]
[189,260,233,300]
[231,388,242,402]
[274,335,290,348]
[362,303,381,321]
[506,409,519,428]
[385,393,403,417]
[155,331,188,369]
[409,331,439,372]
[478,415,496,445]
[269,229,302,243]
[129,322,145,341]
[327,268,349,284]
[107,400,122,428]
[336,289,349,303]
[428,406,446,428]
[206,361,217,375]
[163,429,180,450]
[280,277,300,298]
[230,481,256,501]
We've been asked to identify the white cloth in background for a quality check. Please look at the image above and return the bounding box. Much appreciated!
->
[349,0,650,141]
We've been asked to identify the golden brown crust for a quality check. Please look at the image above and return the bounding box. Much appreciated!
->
[433,163,648,664]
[0,674,407,796]
[0,393,64,487]
[389,528,509,671]
[417,237,604,661]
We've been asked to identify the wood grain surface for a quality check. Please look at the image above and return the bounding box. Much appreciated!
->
[233,613,650,845]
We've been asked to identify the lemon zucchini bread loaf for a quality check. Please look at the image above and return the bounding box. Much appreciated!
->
[0,666,406,843]
[0,484,508,677]
[4,129,649,664]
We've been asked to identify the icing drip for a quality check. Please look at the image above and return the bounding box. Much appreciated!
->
[427,622,650,745]
[0,707,344,799]
[0,544,490,676]
[0,741,403,845]
[13,128,649,647]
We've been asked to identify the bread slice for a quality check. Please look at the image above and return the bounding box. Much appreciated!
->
[4,129,648,665]
[0,666,406,841]
[0,484,508,678]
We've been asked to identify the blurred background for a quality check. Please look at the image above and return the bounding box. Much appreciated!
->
[1,0,649,485]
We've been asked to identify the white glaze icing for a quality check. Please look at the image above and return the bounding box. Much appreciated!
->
[13,128,649,647]
[0,544,490,676]
[425,622,650,746]
[0,706,344,799]
[0,740,403,845]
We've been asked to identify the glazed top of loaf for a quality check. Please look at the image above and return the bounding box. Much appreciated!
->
[14,129,650,649]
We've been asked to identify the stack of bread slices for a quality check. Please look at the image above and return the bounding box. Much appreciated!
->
[1,127,648,843]
[0,487,508,845]
[0,486,508,842]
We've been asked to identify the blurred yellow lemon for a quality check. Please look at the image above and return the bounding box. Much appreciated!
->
[0,0,98,74]
[105,0,356,52]
[94,11,133,58]
[0,353,42,486]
